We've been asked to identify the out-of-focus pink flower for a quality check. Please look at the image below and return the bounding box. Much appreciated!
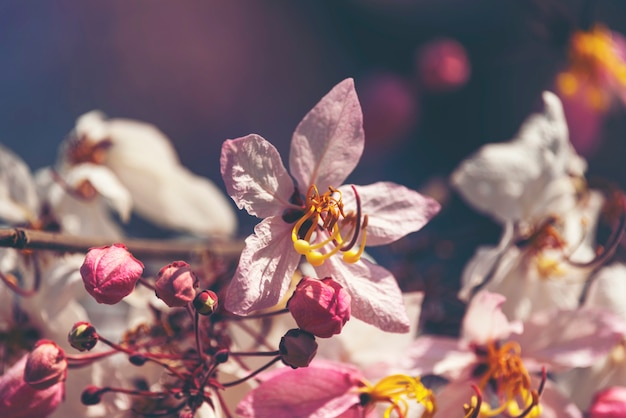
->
[23,340,67,390]
[154,261,198,308]
[0,354,65,418]
[287,277,351,338]
[588,387,626,418]
[359,73,418,150]
[237,360,436,418]
[404,291,626,417]
[80,243,144,304]
[416,38,470,92]
[220,78,440,332]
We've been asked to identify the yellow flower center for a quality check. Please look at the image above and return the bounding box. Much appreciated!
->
[291,185,368,266]
[473,341,542,417]
[358,374,436,418]
[557,25,626,109]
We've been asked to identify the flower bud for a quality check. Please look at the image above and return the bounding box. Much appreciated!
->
[193,289,218,316]
[589,386,626,418]
[23,340,67,390]
[68,322,98,352]
[155,261,197,307]
[80,243,144,304]
[0,355,65,417]
[81,385,104,405]
[279,329,318,369]
[287,277,351,338]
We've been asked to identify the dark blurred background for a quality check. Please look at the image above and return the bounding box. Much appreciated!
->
[2,0,626,333]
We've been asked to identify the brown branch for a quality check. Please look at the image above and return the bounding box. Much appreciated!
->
[0,228,244,260]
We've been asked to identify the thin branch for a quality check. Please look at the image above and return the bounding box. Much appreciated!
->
[0,228,244,260]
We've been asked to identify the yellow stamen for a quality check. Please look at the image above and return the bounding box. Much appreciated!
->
[291,184,368,265]
[474,342,542,417]
[558,25,626,109]
[359,374,436,418]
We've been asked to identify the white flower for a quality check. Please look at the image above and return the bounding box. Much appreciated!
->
[57,111,237,238]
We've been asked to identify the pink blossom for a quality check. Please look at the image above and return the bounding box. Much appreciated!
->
[287,277,351,338]
[154,261,198,307]
[404,291,626,417]
[80,243,144,304]
[220,78,440,332]
[237,360,436,418]
[588,387,626,418]
[0,355,65,418]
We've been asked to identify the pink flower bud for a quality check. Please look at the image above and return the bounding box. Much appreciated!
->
[287,277,351,338]
[24,340,67,390]
[193,289,219,316]
[154,261,198,307]
[68,321,98,352]
[0,355,65,418]
[80,243,144,304]
[589,387,626,418]
[416,38,470,92]
[279,329,318,369]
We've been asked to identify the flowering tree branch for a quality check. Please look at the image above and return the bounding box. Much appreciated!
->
[0,227,244,259]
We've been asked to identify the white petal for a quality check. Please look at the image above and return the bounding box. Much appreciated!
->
[0,144,39,224]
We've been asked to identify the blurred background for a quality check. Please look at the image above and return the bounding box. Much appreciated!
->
[2,0,626,333]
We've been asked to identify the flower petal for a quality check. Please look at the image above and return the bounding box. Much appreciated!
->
[518,308,626,370]
[290,78,364,190]
[462,291,523,345]
[236,361,362,418]
[315,257,409,333]
[225,216,301,315]
[221,134,296,218]
[0,144,39,225]
[339,182,440,246]
[403,336,476,380]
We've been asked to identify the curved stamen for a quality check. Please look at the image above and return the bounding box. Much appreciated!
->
[341,185,362,252]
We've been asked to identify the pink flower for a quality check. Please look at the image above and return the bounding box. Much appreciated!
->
[588,387,626,418]
[220,78,440,332]
[0,354,65,418]
[236,360,436,418]
[154,261,198,307]
[287,277,351,338]
[80,243,144,304]
[404,291,626,417]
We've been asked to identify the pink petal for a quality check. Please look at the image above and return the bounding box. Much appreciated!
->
[315,257,409,333]
[224,216,301,314]
[404,336,476,380]
[518,308,626,371]
[339,182,440,246]
[221,134,296,219]
[289,78,364,190]
[462,291,523,345]
[237,361,363,418]
[538,379,584,418]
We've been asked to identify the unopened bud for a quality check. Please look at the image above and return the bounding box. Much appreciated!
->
[279,329,318,369]
[155,261,197,307]
[287,277,351,338]
[68,322,98,352]
[81,385,104,405]
[589,386,626,418]
[214,349,229,364]
[80,243,144,304]
[24,340,67,390]
[193,289,218,315]
[129,354,147,366]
